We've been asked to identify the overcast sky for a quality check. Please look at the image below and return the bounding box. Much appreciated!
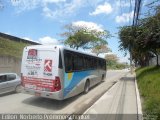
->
[0,0,151,63]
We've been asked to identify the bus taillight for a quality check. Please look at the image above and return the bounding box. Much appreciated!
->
[54,76,61,91]
[51,76,61,92]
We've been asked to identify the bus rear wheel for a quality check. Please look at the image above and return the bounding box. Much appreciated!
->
[84,80,90,94]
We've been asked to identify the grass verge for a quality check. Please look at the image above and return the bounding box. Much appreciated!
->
[136,66,160,120]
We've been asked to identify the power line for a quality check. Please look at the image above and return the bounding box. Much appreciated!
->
[133,0,142,26]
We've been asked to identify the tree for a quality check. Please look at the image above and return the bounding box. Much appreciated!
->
[60,24,110,50]
[63,29,96,50]
[105,54,118,69]
[133,6,160,66]
[119,26,149,66]
[118,5,160,66]
[91,45,111,56]
[140,11,160,66]
[105,54,118,63]
[104,54,127,69]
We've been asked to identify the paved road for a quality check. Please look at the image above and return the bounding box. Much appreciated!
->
[0,70,128,114]
[84,73,139,120]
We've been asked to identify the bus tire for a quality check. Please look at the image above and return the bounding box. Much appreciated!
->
[84,80,90,94]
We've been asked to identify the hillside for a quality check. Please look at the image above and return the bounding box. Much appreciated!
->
[0,37,30,58]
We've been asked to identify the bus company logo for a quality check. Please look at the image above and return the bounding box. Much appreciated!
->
[44,60,52,72]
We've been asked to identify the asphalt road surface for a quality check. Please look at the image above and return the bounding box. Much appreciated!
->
[0,70,128,114]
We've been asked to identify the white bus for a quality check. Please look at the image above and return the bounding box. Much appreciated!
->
[21,45,106,100]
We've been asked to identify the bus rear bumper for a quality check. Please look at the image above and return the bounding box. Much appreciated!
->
[22,87,64,100]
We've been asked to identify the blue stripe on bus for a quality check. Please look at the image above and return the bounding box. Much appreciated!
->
[64,70,93,97]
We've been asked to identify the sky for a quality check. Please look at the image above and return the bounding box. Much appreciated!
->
[0,0,151,63]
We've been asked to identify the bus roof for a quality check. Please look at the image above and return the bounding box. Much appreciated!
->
[25,45,105,60]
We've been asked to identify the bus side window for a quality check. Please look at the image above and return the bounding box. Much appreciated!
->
[64,52,73,72]
[93,58,97,69]
[100,59,103,70]
[95,58,98,69]
[77,54,83,71]
[86,57,90,69]
[89,57,92,69]
[72,53,83,71]
[91,57,95,69]
[72,54,78,71]
[103,59,106,70]
[98,59,102,69]
[83,56,87,69]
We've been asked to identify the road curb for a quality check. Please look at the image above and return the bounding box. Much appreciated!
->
[134,73,143,120]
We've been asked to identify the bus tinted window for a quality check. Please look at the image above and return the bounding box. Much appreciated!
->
[85,56,91,69]
[64,49,106,72]
[91,57,96,69]
[72,53,84,71]
[83,56,88,69]
[103,59,106,70]
[64,52,73,72]
[72,54,78,71]
[77,54,84,70]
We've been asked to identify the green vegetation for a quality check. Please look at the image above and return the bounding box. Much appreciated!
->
[107,62,127,70]
[0,37,30,58]
[119,4,160,66]
[61,24,110,50]
[91,45,111,56]
[105,54,128,70]
[136,66,160,120]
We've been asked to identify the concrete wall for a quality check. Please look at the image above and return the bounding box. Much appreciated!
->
[0,56,21,76]
[149,55,160,66]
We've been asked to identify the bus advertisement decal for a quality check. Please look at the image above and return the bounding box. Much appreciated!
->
[64,71,92,97]
[23,76,54,90]
[43,59,53,76]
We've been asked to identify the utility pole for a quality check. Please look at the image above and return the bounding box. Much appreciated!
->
[130,0,142,74]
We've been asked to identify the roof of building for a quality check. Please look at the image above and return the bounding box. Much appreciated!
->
[0,32,41,45]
